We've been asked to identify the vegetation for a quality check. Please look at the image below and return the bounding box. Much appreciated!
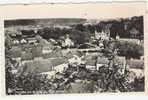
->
[5,58,144,94]
[109,40,144,59]
[5,16,144,94]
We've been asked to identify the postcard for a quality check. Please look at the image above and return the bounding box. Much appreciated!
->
[0,2,147,96]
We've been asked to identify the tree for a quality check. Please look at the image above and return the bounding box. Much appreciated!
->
[70,29,90,45]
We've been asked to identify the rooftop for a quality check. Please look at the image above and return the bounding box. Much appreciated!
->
[21,57,68,74]
[23,59,53,74]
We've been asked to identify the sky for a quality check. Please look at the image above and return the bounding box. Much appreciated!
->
[0,2,146,20]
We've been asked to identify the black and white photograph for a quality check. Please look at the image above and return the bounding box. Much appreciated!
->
[2,3,146,95]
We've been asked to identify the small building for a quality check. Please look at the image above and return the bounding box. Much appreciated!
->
[96,56,109,70]
[63,34,74,48]
[12,39,19,45]
[50,57,68,70]
[27,38,37,44]
[68,55,84,66]
[20,38,27,44]
[49,38,58,45]
[140,56,144,60]
[116,33,120,40]
[84,54,109,70]
[42,46,53,54]
[54,72,65,79]
[40,71,56,79]
[53,25,71,29]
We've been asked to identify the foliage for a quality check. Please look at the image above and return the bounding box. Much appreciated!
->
[116,41,143,59]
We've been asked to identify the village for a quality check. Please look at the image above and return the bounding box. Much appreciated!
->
[5,16,144,94]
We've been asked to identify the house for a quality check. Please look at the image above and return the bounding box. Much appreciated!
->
[33,27,38,34]
[83,54,109,70]
[53,25,71,29]
[83,54,97,70]
[62,50,84,63]
[54,72,65,79]
[12,39,19,45]
[116,33,120,40]
[63,34,74,48]
[40,71,56,79]
[38,37,51,45]
[20,38,27,44]
[68,55,84,66]
[62,50,83,63]
[42,57,68,71]
[49,38,58,45]
[96,56,109,70]
[27,38,37,44]
[140,56,144,60]
[42,45,53,54]
[54,63,68,73]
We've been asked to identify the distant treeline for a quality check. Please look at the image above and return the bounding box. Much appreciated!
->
[5,16,144,45]
[4,19,36,27]
[37,16,143,45]
[4,18,86,27]
[100,16,144,39]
